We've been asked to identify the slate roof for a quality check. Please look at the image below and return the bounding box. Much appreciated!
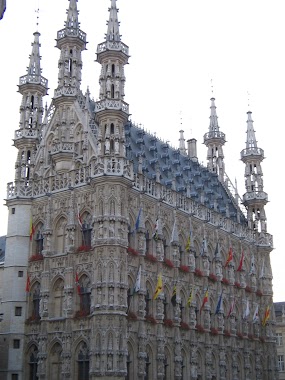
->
[124,121,247,225]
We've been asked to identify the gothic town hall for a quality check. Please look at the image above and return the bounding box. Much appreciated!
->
[0,0,278,379]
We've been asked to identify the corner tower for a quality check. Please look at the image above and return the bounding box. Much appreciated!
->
[95,0,129,162]
[2,30,48,378]
[241,111,268,232]
[203,98,226,181]
[54,0,87,100]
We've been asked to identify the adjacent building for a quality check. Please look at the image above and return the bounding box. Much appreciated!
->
[0,0,278,379]
[275,302,285,379]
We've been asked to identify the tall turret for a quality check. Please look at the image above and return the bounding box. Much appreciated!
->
[241,111,268,232]
[54,0,87,100]
[14,31,48,185]
[2,29,48,378]
[203,98,226,181]
[95,0,129,161]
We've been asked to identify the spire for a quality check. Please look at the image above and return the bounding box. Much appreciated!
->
[21,31,48,88]
[209,97,219,133]
[65,0,79,29]
[245,111,258,150]
[203,98,226,181]
[54,0,87,99]
[179,130,186,155]
[241,111,268,233]
[106,0,121,42]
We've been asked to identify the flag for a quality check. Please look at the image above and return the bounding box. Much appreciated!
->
[185,233,191,252]
[215,290,223,315]
[243,299,250,320]
[237,250,244,272]
[170,219,177,243]
[186,288,193,307]
[200,289,208,313]
[153,274,163,300]
[152,218,159,241]
[227,298,236,318]
[75,272,81,295]
[171,285,177,306]
[224,247,233,267]
[77,206,83,229]
[26,274,31,292]
[134,265,142,293]
[262,306,270,326]
[259,258,265,279]
[134,207,142,232]
[253,304,259,323]
[29,217,35,241]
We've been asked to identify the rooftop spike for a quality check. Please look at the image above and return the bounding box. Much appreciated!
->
[245,111,258,150]
[106,0,121,42]
[27,31,44,79]
[209,97,219,133]
[179,130,186,155]
[65,0,79,29]
[203,97,226,181]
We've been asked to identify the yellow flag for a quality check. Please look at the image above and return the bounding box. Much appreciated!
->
[153,274,163,300]
[187,288,193,307]
[262,305,270,326]
[185,235,191,252]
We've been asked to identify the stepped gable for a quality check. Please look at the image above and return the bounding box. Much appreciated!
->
[124,121,247,224]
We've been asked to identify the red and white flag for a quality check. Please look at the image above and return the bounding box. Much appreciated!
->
[237,251,244,272]
[77,206,83,229]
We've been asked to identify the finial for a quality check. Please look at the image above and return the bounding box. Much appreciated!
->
[35,1,40,32]
[247,90,251,110]
[210,78,214,97]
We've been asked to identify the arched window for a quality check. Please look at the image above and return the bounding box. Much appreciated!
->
[51,278,64,318]
[111,64,115,77]
[78,275,91,316]
[126,354,132,380]
[145,289,151,318]
[145,346,153,380]
[110,123,115,134]
[55,218,67,254]
[145,230,151,254]
[50,343,62,380]
[126,343,135,380]
[82,223,92,248]
[111,84,115,98]
[35,229,44,255]
[163,353,170,380]
[31,283,41,321]
[77,342,89,380]
[28,345,38,380]
[181,350,187,380]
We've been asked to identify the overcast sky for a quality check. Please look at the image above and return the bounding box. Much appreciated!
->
[0,0,284,301]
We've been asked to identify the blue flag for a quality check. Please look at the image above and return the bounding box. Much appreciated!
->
[134,207,142,231]
[215,290,223,315]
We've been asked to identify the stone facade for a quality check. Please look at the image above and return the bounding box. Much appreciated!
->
[0,1,278,379]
